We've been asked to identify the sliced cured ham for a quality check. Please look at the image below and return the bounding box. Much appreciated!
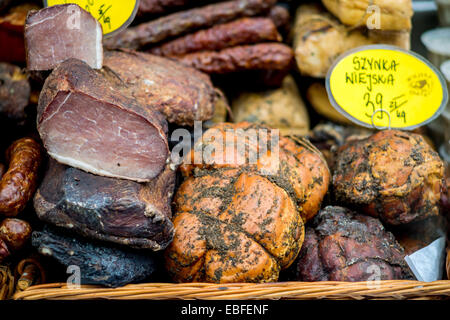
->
[37,58,169,182]
[25,4,103,71]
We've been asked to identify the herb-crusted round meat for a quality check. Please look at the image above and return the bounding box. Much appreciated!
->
[165,122,330,283]
[287,206,413,282]
[333,130,445,225]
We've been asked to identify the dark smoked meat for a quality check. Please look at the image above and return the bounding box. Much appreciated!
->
[25,4,103,71]
[34,159,175,251]
[37,58,169,183]
[0,63,30,123]
[104,0,276,50]
[287,206,413,282]
[333,130,445,225]
[102,50,216,126]
[175,43,294,74]
[149,18,281,57]
[32,227,158,287]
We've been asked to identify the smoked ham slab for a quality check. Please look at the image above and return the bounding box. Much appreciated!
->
[37,58,169,182]
[0,3,40,63]
[25,4,103,71]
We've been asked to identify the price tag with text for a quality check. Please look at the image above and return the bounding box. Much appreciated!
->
[45,0,139,36]
[326,45,449,130]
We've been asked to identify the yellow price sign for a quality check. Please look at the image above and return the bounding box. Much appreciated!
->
[326,45,448,130]
[45,0,139,36]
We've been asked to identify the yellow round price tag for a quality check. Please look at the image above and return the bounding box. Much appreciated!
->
[45,0,139,36]
[326,45,449,130]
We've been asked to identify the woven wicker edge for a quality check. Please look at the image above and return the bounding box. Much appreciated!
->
[12,280,450,300]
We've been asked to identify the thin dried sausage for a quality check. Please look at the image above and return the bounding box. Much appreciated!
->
[104,0,276,50]
[175,43,293,74]
[149,17,281,56]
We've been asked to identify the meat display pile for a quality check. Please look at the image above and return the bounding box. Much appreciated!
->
[175,43,293,75]
[0,0,448,296]
[6,3,219,288]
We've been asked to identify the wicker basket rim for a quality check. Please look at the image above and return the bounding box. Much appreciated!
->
[12,280,450,300]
